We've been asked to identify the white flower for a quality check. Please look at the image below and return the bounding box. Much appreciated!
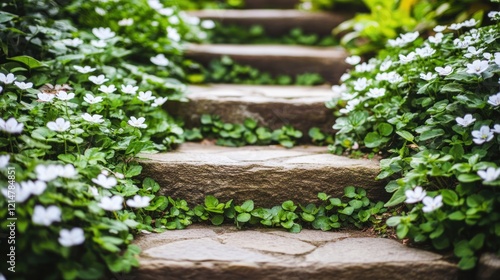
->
[148,0,163,10]
[47,118,70,132]
[37,92,55,102]
[98,84,117,94]
[186,15,200,25]
[495,53,500,66]
[95,7,107,16]
[379,60,392,71]
[91,40,107,48]
[453,38,470,49]
[32,205,61,226]
[415,46,436,58]
[367,88,386,98]
[399,52,416,64]
[387,72,403,84]
[92,27,116,40]
[477,167,500,182]
[339,99,360,114]
[89,74,109,85]
[0,73,16,84]
[92,174,117,189]
[484,52,492,60]
[345,55,361,65]
[126,195,151,208]
[331,84,347,95]
[448,23,462,30]
[1,183,31,203]
[487,93,500,107]
[89,186,99,197]
[464,47,484,58]
[461,18,478,27]
[14,81,33,90]
[150,54,170,66]
[433,25,447,32]
[420,72,437,81]
[400,31,419,43]
[388,38,406,48]
[82,113,104,124]
[115,172,125,179]
[98,195,123,211]
[169,16,180,25]
[152,97,168,107]
[466,60,489,75]
[201,20,216,29]
[159,7,174,16]
[355,62,375,72]
[56,91,75,101]
[435,66,453,76]
[118,18,134,26]
[59,228,85,247]
[35,164,61,182]
[21,180,47,196]
[340,73,351,82]
[138,91,156,102]
[128,116,147,128]
[428,32,444,44]
[455,114,476,127]
[59,164,78,178]
[74,65,96,74]
[167,27,181,42]
[492,124,500,134]
[0,155,9,169]
[405,186,427,204]
[121,84,139,95]
[488,11,500,20]
[0,118,24,134]
[422,195,443,213]
[61,38,83,47]
[83,93,104,104]
[472,126,494,145]
[353,77,369,91]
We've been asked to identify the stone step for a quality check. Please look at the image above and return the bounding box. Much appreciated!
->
[243,0,300,9]
[185,44,348,83]
[134,225,458,280]
[165,84,337,135]
[140,143,385,207]
[188,9,350,36]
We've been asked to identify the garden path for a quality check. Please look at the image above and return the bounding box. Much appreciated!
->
[134,1,460,278]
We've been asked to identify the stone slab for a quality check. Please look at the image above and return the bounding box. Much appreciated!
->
[139,143,386,206]
[185,44,348,83]
[188,10,350,36]
[165,84,337,135]
[243,0,300,9]
[477,253,500,280]
[134,226,458,280]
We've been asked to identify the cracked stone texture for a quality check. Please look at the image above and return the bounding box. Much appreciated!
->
[165,84,337,135]
[185,44,348,83]
[140,143,386,207]
[134,225,458,280]
[187,10,351,36]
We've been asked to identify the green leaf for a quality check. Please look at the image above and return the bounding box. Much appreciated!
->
[364,132,389,148]
[318,192,330,201]
[9,55,46,69]
[396,130,414,142]
[329,197,342,206]
[458,256,477,270]
[448,211,465,220]
[454,240,474,257]
[377,123,393,136]
[237,213,251,222]
[201,115,212,124]
[339,206,354,215]
[396,224,409,239]
[0,11,17,23]
[301,212,315,222]
[458,174,481,183]
[240,200,254,212]
[386,216,401,227]
[344,186,356,198]
[441,189,458,206]
[418,129,445,141]
[211,215,224,225]
[384,187,406,207]
[282,200,296,211]
[469,233,485,250]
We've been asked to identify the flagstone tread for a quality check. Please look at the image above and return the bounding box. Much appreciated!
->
[185,44,348,83]
[165,84,337,134]
[134,225,458,280]
[187,9,350,35]
[139,143,386,206]
[243,0,300,9]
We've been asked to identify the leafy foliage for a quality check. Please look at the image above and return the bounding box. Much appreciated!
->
[330,12,500,269]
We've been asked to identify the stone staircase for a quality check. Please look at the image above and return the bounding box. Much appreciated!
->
[133,0,460,279]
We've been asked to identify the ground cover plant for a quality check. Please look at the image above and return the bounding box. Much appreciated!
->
[330,8,500,269]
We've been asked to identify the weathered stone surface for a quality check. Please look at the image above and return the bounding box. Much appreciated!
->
[219,231,316,255]
[140,143,386,207]
[134,226,458,280]
[165,84,337,135]
[185,44,348,83]
[244,0,300,9]
[477,253,500,280]
[267,229,350,243]
[187,10,350,36]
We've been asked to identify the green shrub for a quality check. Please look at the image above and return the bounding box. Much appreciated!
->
[330,10,500,269]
